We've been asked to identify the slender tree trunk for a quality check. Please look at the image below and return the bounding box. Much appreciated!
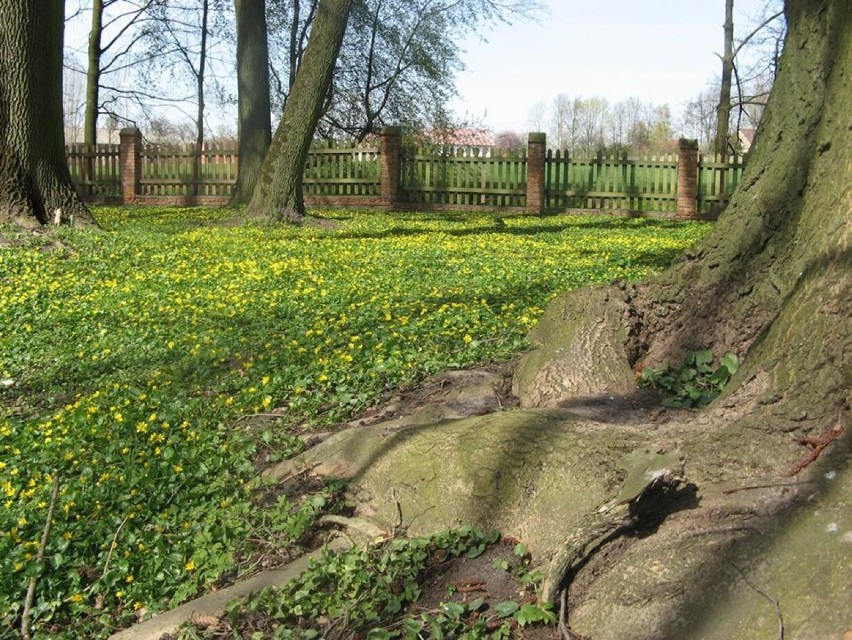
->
[246,0,352,222]
[231,0,272,206]
[0,0,94,226]
[289,0,301,91]
[192,0,209,198]
[715,0,735,157]
[82,0,104,190]
[84,0,103,147]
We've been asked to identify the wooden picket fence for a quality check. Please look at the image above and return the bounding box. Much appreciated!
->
[546,151,680,212]
[303,139,381,198]
[139,143,237,197]
[698,154,745,207]
[66,143,122,199]
[65,134,745,215]
[401,146,527,208]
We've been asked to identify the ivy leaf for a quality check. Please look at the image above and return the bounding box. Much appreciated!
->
[495,600,520,617]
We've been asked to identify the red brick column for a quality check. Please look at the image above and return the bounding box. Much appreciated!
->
[379,125,402,209]
[526,132,546,214]
[677,138,699,219]
[119,127,142,204]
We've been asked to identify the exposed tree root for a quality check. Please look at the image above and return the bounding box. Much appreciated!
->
[540,448,687,605]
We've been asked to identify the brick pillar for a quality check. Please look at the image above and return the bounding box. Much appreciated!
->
[526,132,546,214]
[379,125,402,209]
[676,138,699,219]
[119,127,142,204]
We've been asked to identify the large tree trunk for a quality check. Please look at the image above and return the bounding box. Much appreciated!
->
[231,0,272,206]
[0,0,94,226]
[635,0,850,431]
[246,0,352,223]
[274,1,850,637]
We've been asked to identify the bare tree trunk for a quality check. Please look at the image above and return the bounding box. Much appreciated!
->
[715,0,735,156]
[0,0,94,226]
[82,0,104,189]
[246,0,352,223]
[231,0,272,206]
[192,0,209,198]
[84,0,103,147]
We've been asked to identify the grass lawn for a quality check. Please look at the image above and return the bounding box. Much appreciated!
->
[0,207,710,638]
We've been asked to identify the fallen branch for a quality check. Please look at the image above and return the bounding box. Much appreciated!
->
[786,416,844,476]
[21,472,61,640]
[101,515,129,580]
[722,480,811,495]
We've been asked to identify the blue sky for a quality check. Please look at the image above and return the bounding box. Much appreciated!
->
[450,0,778,131]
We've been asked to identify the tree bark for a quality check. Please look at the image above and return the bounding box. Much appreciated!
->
[0,0,94,226]
[231,0,272,206]
[246,0,353,223]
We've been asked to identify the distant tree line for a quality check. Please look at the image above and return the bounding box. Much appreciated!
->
[522,0,784,157]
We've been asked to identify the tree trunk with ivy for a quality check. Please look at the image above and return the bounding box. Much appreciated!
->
[275,1,850,636]
[245,0,352,222]
[0,0,93,226]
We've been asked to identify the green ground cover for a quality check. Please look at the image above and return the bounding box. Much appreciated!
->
[0,207,710,638]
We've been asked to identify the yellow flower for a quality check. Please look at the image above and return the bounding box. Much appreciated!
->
[185,559,196,572]
[136,422,148,434]
[69,593,84,603]
[114,412,123,423]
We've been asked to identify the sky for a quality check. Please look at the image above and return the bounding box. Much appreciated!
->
[449,0,776,132]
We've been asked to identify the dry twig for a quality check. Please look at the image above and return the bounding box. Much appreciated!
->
[21,472,60,640]
[730,562,784,639]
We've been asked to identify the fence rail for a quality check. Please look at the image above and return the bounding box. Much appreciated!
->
[65,128,745,217]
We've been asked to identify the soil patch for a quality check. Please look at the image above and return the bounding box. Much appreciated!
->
[410,539,559,639]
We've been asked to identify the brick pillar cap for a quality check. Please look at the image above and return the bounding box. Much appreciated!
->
[528,132,546,143]
[678,137,699,150]
[381,125,402,135]
[120,126,141,136]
